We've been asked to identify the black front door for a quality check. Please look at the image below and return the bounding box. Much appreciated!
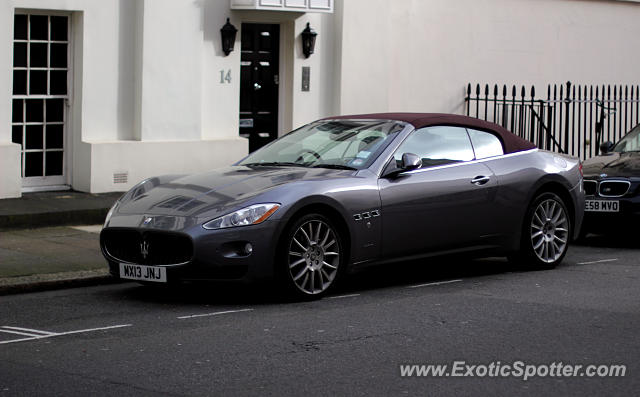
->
[240,23,280,153]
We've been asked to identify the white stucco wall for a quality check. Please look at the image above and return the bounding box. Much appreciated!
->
[1,0,248,197]
[337,0,640,115]
[2,0,640,198]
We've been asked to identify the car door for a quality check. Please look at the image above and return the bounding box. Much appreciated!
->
[378,125,500,258]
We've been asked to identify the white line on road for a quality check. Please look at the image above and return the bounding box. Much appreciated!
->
[2,326,57,335]
[407,279,463,289]
[177,308,254,319]
[576,258,618,265]
[0,329,50,337]
[326,293,361,300]
[0,324,132,345]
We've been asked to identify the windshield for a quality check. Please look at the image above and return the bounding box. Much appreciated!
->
[239,120,405,170]
[613,124,640,153]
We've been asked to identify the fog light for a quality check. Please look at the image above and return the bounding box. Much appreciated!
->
[244,243,253,255]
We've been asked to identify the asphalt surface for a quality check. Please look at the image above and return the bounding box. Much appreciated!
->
[1,236,639,396]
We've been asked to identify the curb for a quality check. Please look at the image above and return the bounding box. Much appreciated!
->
[0,208,109,230]
[0,274,125,296]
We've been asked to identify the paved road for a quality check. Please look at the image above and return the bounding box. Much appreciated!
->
[1,237,639,396]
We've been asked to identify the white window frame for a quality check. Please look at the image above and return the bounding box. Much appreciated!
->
[12,10,73,192]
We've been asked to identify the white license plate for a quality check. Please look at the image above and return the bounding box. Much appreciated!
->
[119,263,167,282]
[585,199,619,212]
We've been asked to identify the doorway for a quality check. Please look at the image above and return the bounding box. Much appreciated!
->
[12,12,70,191]
[239,23,280,153]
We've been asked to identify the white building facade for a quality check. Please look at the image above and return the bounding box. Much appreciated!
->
[1,0,639,198]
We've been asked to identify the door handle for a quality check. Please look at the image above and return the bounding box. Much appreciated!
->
[471,175,490,185]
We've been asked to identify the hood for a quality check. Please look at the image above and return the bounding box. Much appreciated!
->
[583,152,640,178]
[114,165,354,219]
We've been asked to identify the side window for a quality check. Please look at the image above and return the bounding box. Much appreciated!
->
[467,128,504,159]
[394,126,474,168]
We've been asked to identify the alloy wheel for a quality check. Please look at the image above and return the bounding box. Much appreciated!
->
[530,198,569,263]
[288,219,341,295]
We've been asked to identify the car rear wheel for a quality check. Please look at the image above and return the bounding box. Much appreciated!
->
[514,192,571,269]
[279,213,344,299]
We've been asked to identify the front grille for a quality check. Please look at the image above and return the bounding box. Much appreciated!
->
[598,180,630,197]
[101,229,193,265]
[583,180,597,195]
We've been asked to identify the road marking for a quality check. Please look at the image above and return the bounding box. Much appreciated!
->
[2,326,57,336]
[576,258,618,265]
[326,293,361,300]
[0,324,132,345]
[0,329,47,337]
[407,279,463,289]
[177,308,254,319]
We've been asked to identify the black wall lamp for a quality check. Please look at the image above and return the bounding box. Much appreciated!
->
[301,22,317,58]
[220,18,237,56]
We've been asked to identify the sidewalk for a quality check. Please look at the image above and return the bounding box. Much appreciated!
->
[0,191,123,294]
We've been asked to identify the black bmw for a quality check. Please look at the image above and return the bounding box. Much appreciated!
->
[582,123,640,234]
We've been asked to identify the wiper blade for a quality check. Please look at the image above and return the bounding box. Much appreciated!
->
[243,162,308,167]
[311,163,358,170]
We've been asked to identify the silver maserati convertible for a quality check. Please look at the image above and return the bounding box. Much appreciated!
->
[100,113,584,299]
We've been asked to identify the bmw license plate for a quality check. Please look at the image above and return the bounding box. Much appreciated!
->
[585,199,619,212]
[119,263,167,282]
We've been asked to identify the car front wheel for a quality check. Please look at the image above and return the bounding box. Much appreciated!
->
[279,213,344,299]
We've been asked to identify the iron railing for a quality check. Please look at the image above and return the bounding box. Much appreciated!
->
[465,81,640,160]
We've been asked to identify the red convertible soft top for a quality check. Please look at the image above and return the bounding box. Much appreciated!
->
[325,113,537,155]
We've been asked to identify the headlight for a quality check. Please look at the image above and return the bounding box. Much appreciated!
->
[103,201,119,227]
[203,203,280,230]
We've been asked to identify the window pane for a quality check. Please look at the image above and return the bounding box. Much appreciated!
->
[30,43,48,67]
[46,99,64,122]
[30,70,48,94]
[46,125,64,149]
[12,126,23,146]
[45,151,63,176]
[13,70,27,95]
[12,99,23,122]
[14,15,28,40]
[467,128,504,159]
[26,124,44,149]
[25,152,44,177]
[30,15,48,40]
[50,16,68,41]
[13,42,27,67]
[26,99,44,122]
[394,126,474,168]
[50,43,67,68]
[50,70,67,95]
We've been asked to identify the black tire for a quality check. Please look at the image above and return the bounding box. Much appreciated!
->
[511,192,571,270]
[277,213,345,300]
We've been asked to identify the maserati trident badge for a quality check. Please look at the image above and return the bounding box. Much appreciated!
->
[140,239,149,259]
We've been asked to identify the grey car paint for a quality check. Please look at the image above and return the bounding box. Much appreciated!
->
[102,119,584,285]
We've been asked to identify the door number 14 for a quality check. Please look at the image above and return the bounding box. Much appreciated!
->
[220,69,232,84]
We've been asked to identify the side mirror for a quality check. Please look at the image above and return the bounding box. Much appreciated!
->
[400,153,422,171]
[599,141,614,154]
[382,153,422,178]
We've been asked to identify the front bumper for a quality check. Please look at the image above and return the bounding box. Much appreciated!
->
[101,219,281,283]
[581,179,640,233]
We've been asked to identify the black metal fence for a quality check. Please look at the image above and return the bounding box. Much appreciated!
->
[465,81,640,160]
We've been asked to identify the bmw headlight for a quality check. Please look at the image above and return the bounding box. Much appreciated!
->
[203,203,280,230]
